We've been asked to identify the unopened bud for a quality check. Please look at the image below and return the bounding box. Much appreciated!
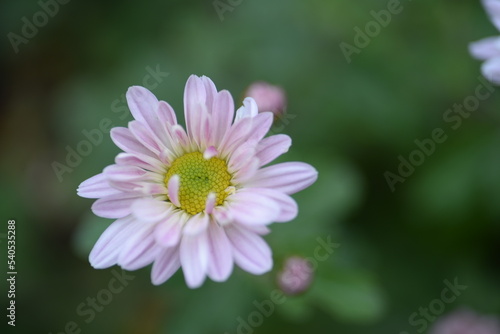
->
[276,256,313,295]
[245,81,287,120]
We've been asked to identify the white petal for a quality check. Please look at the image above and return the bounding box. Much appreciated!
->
[235,97,258,122]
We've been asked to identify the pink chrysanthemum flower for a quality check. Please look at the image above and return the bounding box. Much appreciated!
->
[470,0,500,84]
[77,75,318,288]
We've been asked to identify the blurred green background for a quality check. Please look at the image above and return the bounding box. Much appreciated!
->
[1,0,499,333]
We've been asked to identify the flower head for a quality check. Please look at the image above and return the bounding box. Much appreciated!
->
[77,75,317,288]
[470,0,500,83]
[244,81,287,119]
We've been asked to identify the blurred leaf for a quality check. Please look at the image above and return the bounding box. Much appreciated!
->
[309,269,385,323]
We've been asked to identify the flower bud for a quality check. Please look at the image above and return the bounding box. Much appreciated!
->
[245,81,287,120]
[276,256,313,295]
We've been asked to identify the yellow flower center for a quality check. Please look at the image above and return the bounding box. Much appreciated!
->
[164,152,232,215]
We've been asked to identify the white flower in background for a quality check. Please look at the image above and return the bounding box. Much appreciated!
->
[470,0,500,84]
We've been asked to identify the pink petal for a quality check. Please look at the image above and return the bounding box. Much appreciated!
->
[126,86,159,130]
[183,212,209,235]
[89,216,137,268]
[227,142,256,173]
[206,222,233,282]
[255,134,292,167]
[247,112,273,143]
[167,174,181,207]
[184,75,206,146]
[180,231,209,288]
[128,120,162,155]
[151,247,180,285]
[115,152,166,174]
[227,189,280,225]
[211,90,234,146]
[201,76,218,114]
[157,100,177,125]
[77,173,121,198]
[91,193,143,219]
[243,224,271,236]
[205,193,216,214]
[247,162,318,195]
[212,206,233,225]
[131,198,172,223]
[129,121,173,164]
[231,158,260,184]
[118,222,159,270]
[111,127,156,158]
[154,211,187,247]
[226,225,272,275]
[104,164,149,183]
[218,116,254,157]
[203,146,218,160]
[172,125,191,151]
[242,188,297,223]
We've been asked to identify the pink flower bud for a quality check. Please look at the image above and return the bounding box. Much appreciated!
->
[245,81,287,119]
[276,256,313,295]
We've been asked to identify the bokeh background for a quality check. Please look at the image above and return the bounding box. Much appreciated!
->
[1,0,500,333]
